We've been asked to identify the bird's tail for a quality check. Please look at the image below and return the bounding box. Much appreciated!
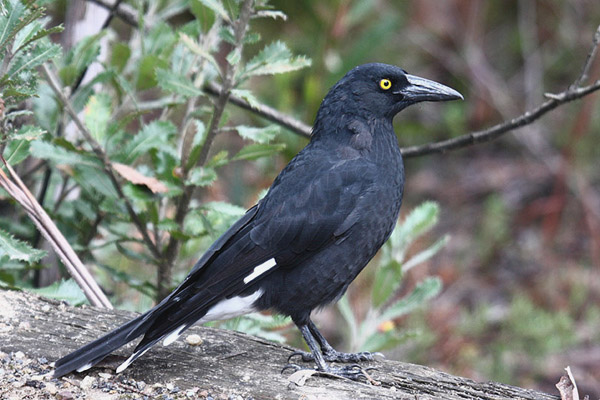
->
[53,313,148,377]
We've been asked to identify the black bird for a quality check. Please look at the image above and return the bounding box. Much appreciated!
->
[53,63,462,380]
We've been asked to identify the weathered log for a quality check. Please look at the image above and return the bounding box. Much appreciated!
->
[0,290,559,400]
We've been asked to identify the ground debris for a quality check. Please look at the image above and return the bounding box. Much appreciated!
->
[0,350,228,399]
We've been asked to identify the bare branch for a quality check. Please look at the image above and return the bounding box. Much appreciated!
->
[85,0,138,27]
[40,64,162,261]
[401,80,600,158]
[0,159,112,308]
[204,82,312,138]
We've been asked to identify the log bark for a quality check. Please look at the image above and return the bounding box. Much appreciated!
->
[0,290,559,400]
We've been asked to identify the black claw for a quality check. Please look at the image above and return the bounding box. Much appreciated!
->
[281,363,304,374]
[287,351,304,363]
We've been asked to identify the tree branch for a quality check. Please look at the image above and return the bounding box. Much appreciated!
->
[204,82,312,138]
[41,64,162,261]
[84,0,138,27]
[0,160,112,308]
[400,80,600,158]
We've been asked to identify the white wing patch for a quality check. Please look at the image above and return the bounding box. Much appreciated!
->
[199,289,263,323]
[116,347,152,374]
[162,324,187,347]
[116,290,264,373]
[243,258,277,284]
[76,362,92,373]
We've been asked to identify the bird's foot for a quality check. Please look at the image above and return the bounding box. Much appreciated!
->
[288,349,383,363]
[282,363,378,383]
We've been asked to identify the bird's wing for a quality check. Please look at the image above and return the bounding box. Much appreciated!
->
[132,149,374,342]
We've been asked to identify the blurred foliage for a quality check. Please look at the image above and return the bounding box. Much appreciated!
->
[338,201,446,353]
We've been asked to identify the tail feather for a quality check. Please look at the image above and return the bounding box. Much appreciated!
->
[53,314,147,377]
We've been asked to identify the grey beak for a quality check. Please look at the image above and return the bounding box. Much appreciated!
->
[399,74,464,102]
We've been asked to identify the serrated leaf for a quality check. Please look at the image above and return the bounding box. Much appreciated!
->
[179,32,219,71]
[186,166,217,187]
[378,277,442,323]
[61,32,105,86]
[0,228,46,263]
[197,0,230,22]
[232,143,285,161]
[236,125,280,144]
[0,0,32,51]
[124,120,177,162]
[155,68,203,97]
[226,48,241,66]
[206,149,229,168]
[8,41,61,80]
[136,54,168,90]
[2,139,30,165]
[402,235,449,273]
[371,259,402,308]
[110,42,130,72]
[29,279,88,306]
[244,41,311,77]
[30,140,101,168]
[84,93,112,142]
[254,10,287,20]
[231,89,260,109]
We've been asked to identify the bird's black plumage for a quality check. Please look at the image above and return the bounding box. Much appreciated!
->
[53,63,462,380]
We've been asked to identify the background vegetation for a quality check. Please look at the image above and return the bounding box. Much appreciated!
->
[1,0,599,396]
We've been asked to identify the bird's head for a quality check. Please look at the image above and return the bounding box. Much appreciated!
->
[320,63,463,121]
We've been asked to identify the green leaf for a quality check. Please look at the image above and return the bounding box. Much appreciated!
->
[2,139,30,165]
[29,140,101,168]
[8,41,61,80]
[155,68,203,97]
[378,277,442,323]
[60,32,105,86]
[0,228,46,263]
[371,259,403,308]
[179,32,219,71]
[29,279,88,306]
[232,143,285,161]
[236,125,279,144]
[110,42,131,72]
[186,166,217,187]
[197,0,231,22]
[83,93,112,142]
[124,120,177,162]
[13,19,63,54]
[206,149,229,168]
[0,0,36,52]
[1,125,44,166]
[402,234,449,273]
[244,41,311,77]
[231,88,260,108]
[136,54,168,90]
[395,201,440,250]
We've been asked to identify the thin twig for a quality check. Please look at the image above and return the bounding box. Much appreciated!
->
[40,64,162,260]
[204,82,312,138]
[400,80,600,158]
[85,0,138,27]
[0,158,112,308]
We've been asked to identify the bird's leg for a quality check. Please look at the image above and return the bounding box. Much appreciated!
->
[288,320,383,363]
[283,324,373,381]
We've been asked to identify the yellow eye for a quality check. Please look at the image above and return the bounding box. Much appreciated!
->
[379,78,392,90]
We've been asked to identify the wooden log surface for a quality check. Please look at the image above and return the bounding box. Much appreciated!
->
[0,290,560,400]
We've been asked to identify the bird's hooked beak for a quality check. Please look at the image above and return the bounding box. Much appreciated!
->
[398,74,463,102]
